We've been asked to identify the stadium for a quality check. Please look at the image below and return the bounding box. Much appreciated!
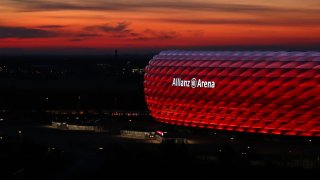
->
[144,51,320,137]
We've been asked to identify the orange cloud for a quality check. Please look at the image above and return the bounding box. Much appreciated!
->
[0,0,319,51]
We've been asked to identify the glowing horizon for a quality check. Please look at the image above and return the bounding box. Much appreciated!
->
[0,0,319,51]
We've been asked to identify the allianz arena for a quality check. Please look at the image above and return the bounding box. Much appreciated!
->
[144,51,320,137]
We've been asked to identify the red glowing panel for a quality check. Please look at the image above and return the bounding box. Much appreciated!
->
[144,51,320,137]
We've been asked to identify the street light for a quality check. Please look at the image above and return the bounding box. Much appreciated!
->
[18,130,22,142]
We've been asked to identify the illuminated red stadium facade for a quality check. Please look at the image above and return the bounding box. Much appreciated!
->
[144,51,320,137]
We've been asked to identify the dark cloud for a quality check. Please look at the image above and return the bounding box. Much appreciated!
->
[5,0,320,15]
[84,22,135,38]
[8,0,122,11]
[83,21,177,40]
[160,18,320,26]
[86,22,131,33]
[84,22,145,39]
[0,26,59,38]
[37,25,65,28]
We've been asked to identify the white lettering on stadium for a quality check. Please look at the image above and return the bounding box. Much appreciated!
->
[172,78,215,88]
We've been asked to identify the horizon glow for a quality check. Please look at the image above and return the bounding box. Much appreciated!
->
[0,0,319,51]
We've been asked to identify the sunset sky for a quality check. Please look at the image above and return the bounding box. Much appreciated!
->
[0,0,320,52]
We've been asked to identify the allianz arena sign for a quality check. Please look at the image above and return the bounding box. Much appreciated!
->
[172,77,215,89]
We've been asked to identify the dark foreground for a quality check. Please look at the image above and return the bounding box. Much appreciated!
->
[1,123,320,179]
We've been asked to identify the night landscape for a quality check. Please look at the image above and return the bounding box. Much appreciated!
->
[0,0,320,179]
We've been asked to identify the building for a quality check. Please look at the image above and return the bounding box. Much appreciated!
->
[144,51,320,137]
